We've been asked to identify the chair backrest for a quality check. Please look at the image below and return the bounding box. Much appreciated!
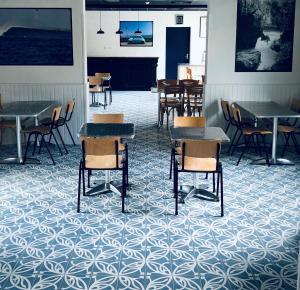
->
[231,105,242,128]
[52,106,62,122]
[157,79,178,91]
[88,76,101,86]
[96,72,111,78]
[174,116,206,128]
[221,100,231,122]
[93,113,124,124]
[182,139,220,159]
[290,98,300,113]
[163,85,183,97]
[64,99,75,122]
[179,79,199,88]
[82,137,118,156]
[186,85,203,96]
[186,67,193,79]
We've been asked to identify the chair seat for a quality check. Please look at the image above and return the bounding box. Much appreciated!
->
[278,125,300,133]
[0,120,16,128]
[22,125,50,134]
[242,127,272,135]
[90,86,104,93]
[179,156,217,172]
[85,155,123,169]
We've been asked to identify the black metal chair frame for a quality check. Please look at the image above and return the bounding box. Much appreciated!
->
[173,142,223,216]
[185,86,203,117]
[23,109,62,165]
[77,140,128,213]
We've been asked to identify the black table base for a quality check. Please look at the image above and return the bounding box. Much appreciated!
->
[86,180,122,196]
[178,185,219,203]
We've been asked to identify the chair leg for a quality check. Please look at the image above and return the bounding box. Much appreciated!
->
[77,161,82,213]
[228,128,239,154]
[212,172,215,192]
[231,131,242,156]
[216,172,219,197]
[225,122,230,134]
[65,123,76,146]
[88,169,91,188]
[42,136,55,165]
[220,168,224,217]
[281,133,290,158]
[291,133,300,154]
[51,132,63,156]
[82,166,86,196]
[262,135,270,166]
[23,133,33,164]
[126,147,129,188]
[32,133,38,156]
[109,89,112,105]
[169,149,173,180]
[122,167,126,213]
[237,135,249,166]
[56,128,68,154]
[174,163,178,215]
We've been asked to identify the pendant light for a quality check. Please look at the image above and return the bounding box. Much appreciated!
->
[97,11,105,34]
[134,10,142,35]
[115,10,123,34]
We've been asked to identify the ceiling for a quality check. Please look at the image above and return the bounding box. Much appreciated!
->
[86,0,208,10]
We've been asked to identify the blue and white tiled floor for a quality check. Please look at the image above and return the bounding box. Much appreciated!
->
[0,91,299,289]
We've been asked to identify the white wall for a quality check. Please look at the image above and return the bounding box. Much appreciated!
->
[205,0,300,126]
[0,0,87,144]
[86,10,207,79]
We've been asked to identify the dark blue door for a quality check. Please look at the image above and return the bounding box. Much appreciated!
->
[166,27,190,79]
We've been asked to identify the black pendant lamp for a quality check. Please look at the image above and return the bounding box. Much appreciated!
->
[97,11,105,34]
[116,10,123,34]
[134,10,142,34]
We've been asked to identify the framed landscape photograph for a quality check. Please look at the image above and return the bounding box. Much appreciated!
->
[235,0,296,72]
[0,8,73,66]
[120,21,153,47]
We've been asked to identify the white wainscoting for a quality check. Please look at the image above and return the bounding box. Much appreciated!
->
[204,83,300,127]
[0,83,88,145]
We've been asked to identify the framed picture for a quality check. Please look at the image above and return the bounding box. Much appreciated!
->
[235,0,296,72]
[0,8,73,66]
[176,15,184,25]
[120,21,153,47]
[200,16,206,38]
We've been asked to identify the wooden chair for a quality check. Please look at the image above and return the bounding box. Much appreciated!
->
[169,116,206,179]
[179,79,200,115]
[231,106,272,166]
[185,85,203,117]
[186,67,193,79]
[95,72,112,105]
[221,100,231,134]
[173,139,223,216]
[88,76,107,108]
[278,98,300,156]
[160,85,184,128]
[0,94,18,145]
[41,99,76,153]
[77,137,128,213]
[22,106,62,165]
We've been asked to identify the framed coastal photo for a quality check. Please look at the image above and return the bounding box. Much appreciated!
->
[199,16,206,38]
[0,8,73,66]
[120,21,153,47]
[235,0,296,72]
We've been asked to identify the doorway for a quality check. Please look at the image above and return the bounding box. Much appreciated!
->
[165,27,191,79]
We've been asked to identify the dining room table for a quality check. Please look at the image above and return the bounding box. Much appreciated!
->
[78,122,135,196]
[169,126,230,203]
[236,101,300,165]
[0,100,56,164]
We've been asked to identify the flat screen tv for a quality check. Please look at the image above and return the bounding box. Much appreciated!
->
[120,21,153,47]
[0,8,73,65]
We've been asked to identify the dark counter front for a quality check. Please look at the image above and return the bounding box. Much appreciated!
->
[87,57,158,91]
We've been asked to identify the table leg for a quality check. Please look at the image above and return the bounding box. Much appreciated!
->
[16,116,22,163]
[157,92,161,127]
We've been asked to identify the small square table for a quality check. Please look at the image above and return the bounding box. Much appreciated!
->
[169,126,230,202]
[78,122,135,196]
[236,101,300,165]
[0,100,56,164]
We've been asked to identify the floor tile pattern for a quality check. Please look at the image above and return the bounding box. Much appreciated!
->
[0,91,299,289]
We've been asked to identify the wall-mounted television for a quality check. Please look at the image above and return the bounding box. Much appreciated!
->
[0,8,73,66]
[120,21,153,47]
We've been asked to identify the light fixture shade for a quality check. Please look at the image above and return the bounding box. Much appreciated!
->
[97,28,105,34]
[115,28,123,34]
[134,29,142,34]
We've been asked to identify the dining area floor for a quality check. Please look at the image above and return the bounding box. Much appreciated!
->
[0,91,299,289]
